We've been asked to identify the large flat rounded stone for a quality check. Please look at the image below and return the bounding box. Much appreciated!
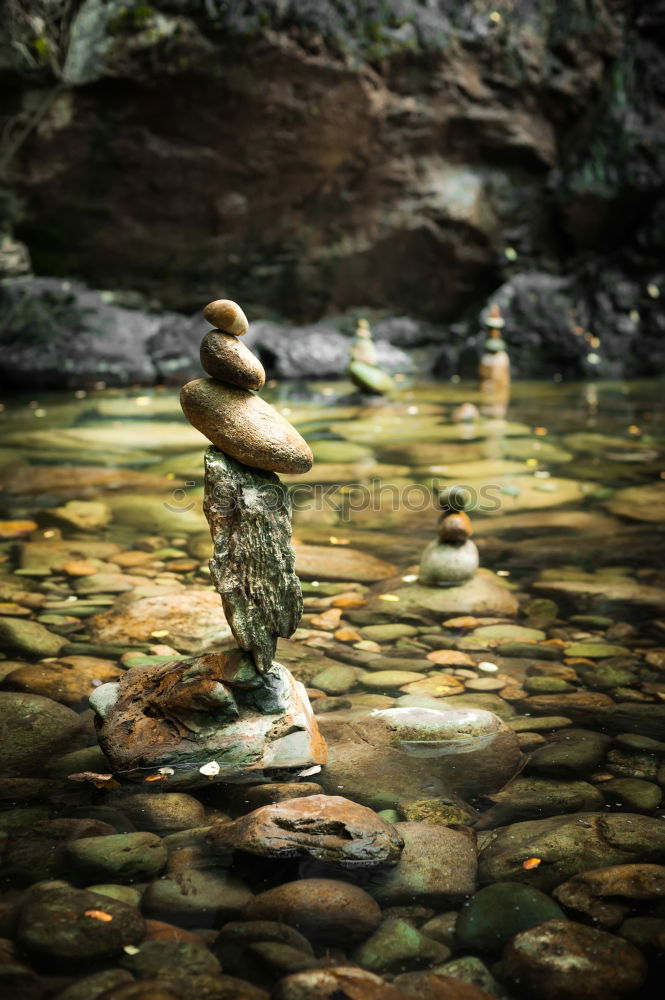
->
[180,378,313,474]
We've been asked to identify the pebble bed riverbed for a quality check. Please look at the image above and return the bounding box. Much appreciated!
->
[0,378,664,1000]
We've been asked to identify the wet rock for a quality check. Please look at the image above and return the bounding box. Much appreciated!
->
[372,823,477,907]
[180,378,312,474]
[479,812,665,891]
[526,729,612,777]
[114,793,205,832]
[455,881,565,953]
[294,544,397,583]
[120,940,220,979]
[65,832,168,883]
[274,966,406,1000]
[393,971,496,999]
[318,707,522,808]
[244,879,381,945]
[88,589,233,654]
[0,692,88,776]
[200,330,265,390]
[518,692,614,726]
[619,916,665,952]
[603,703,665,741]
[90,886,143,908]
[310,664,357,694]
[3,656,123,706]
[429,957,505,998]
[475,777,604,829]
[603,775,662,810]
[353,916,450,973]
[501,919,647,1000]
[209,794,403,866]
[92,652,326,787]
[367,573,519,618]
[17,887,144,965]
[52,969,134,1000]
[37,500,111,533]
[553,864,665,927]
[0,617,67,658]
[213,920,314,982]
[142,870,253,927]
[4,817,117,883]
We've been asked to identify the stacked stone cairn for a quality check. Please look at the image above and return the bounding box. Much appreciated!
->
[90,299,327,788]
[479,302,510,415]
[419,485,479,587]
[346,317,395,396]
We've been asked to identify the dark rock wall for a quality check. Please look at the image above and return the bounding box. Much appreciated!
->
[0,0,663,382]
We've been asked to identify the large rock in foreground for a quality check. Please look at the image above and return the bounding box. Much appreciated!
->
[90,651,327,788]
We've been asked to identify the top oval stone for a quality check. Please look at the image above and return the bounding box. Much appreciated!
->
[180,378,313,474]
[202,298,249,336]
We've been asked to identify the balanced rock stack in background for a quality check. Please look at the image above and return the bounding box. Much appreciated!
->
[91,300,326,787]
[419,486,479,587]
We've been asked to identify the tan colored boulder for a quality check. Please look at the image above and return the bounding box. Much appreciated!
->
[180,378,313,474]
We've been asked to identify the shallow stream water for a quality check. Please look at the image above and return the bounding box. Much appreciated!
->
[0,377,664,1000]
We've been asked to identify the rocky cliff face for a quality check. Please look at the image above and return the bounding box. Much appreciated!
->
[0,0,663,382]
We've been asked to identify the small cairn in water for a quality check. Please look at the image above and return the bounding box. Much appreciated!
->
[419,485,479,587]
[479,302,510,408]
[90,299,326,787]
[347,317,394,396]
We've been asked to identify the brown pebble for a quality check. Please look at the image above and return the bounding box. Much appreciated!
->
[200,330,265,390]
[244,878,381,945]
[202,298,249,336]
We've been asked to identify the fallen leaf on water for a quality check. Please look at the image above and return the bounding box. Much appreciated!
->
[522,857,542,870]
[84,910,113,922]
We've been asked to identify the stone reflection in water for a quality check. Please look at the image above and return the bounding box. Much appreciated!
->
[91,300,326,786]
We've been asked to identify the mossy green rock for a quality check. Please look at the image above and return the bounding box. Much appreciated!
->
[352,916,450,973]
[0,616,67,657]
[455,882,566,952]
[310,664,357,695]
[601,778,662,811]
[348,360,395,395]
[17,887,144,963]
[475,777,604,829]
[0,692,88,776]
[472,624,545,642]
[121,940,221,979]
[526,728,611,777]
[565,642,631,658]
[65,831,167,882]
[51,969,134,1000]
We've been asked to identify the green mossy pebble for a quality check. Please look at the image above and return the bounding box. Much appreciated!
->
[0,616,67,657]
[88,884,143,907]
[377,809,401,824]
[614,733,665,753]
[120,940,221,979]
[360,624,419,641]
[362,670,427,689]
[50,969,134,1000]
[455,882,566,952]
[472,624,546,642]
[601,778,662,811]
[523,676,574,694]
[310,665,358,695]
[65,831,168,883]
[565,642,631,658]
[498,642,560,659]
[570,615,614,627]
[352,916,450,974]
